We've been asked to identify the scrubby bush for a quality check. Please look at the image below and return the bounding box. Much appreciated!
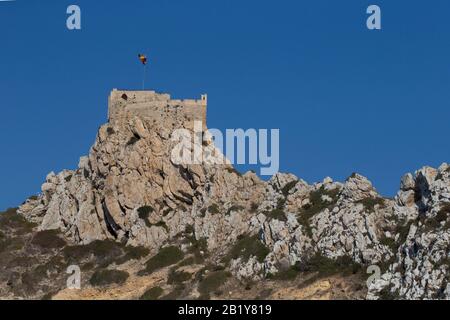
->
[106,127,115,135]
[168,269,192,284]
[116,245,150,264]
[0,208,36,234]
[0,238,10,253]
[428,203,450,229]
[250,202,259,213]
[297,187,340,237]
[208,204,220,214]
[356,197,385,212]
[63,239,124,266]
[89,269,129,287]
[138,206,155,227]
[299,253,362,277]
[198,270,231,299]
[264,208,287,222]
[281,180,298,197]
[31,230,66,249]
[127,135,140,146]
[378,286,400,300]
[140,286,163,300]
[268,264,302,281]
[140,246,184,275]
[0,237,24,253]
[379,236,396,250]
[223,234,269,264]
[138,205,154,219]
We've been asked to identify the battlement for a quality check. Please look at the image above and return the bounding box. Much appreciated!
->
[108,89,207,128]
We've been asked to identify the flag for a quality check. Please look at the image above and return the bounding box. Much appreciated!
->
[138,54,148,65]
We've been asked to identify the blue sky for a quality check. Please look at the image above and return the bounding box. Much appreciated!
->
[1,0,450,210]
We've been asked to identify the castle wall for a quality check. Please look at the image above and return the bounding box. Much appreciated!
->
[108,89,207,129]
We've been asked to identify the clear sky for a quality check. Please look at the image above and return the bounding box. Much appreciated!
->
[1,0,450,210]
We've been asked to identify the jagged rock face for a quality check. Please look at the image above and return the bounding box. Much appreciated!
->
[312,174,394,265]
[255,173,394,279]
[16,91,450,299]
[368,164,450,300]
[19,103,266,253]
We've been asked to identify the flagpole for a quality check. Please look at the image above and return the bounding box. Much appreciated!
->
[142,64,146,90]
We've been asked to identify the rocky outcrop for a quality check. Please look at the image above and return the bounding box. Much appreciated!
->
[15,90,450,300]
[367,164,450,300]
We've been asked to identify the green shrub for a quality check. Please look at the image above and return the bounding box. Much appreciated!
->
[116,245,150,264]
[127,135,140,146]
[297,187,340,237]
[41,292,56,300]
[0,231,10,253]
[89,269,129,287]
[302,187,339,216]
[356,197,385,212]
[0,237,24,253]
[250,202,259,213]
[264,208,287,222]
[295,253,362,277]
[0,208,36,234]
[198,270,231,299]
[140,286,163,300]
[63,239,124,266]
[276,197,286,210]
[393,220,413,248]
[281,180,298,197]
[20,256,66,292]
[267,267,299,281]
[378,286,399,300]
[223,234,269,264]
[138,205,154,225]
[31,230,66,249]
[379,236,396,250]
[107,127,115,135]
[433,203,450,229]
[125,245,149,259]
[208,204,220,214]
[185,224,194,234]
[141,246,184,275]
[168,269,192,284]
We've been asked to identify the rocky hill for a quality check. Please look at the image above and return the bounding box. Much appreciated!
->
[2,90,450,300]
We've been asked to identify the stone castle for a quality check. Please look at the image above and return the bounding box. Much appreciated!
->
[108,89,207,129]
